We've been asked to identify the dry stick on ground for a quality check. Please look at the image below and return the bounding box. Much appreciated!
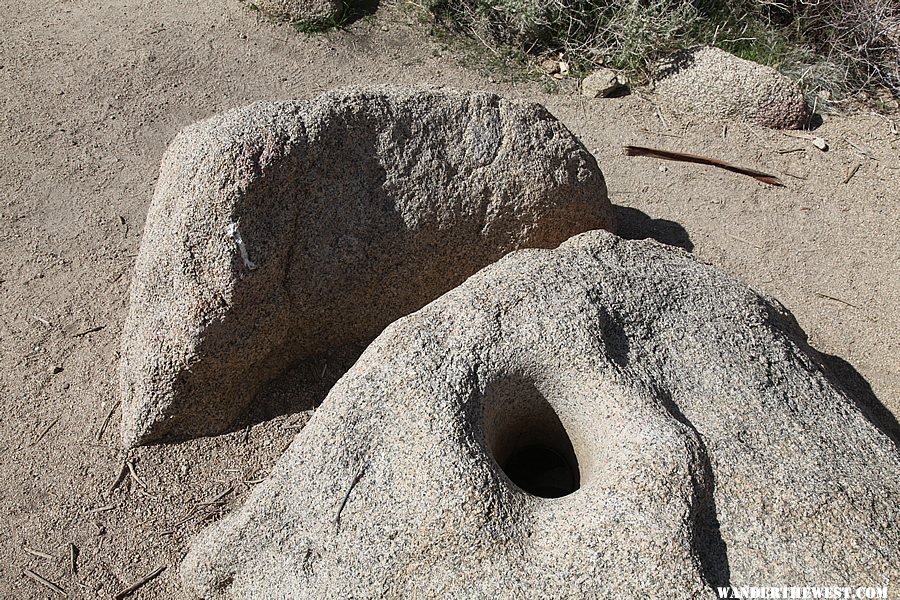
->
[126,460,148,489]
[72,324,105,338]
[844,139,876,160]
[199,486,233,506]
[96,401,119,441]
[780,131,828,151]
[23,569,66,596]
[158,507,202,535]
[108,460,129,494]
[31,416,60,446]
[623,145,784,186]
[114,565,166,600]
[69,543,78,575]
[654,106,669,130]
[24,546,54,560]
[159,506,222,535]
[842,163,861,183]
[725,232,763,250]
[814,291,862,311]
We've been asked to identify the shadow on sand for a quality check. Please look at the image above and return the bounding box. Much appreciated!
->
[614,204,694,251]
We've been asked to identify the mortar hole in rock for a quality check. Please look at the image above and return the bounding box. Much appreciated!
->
[482,377,581,499]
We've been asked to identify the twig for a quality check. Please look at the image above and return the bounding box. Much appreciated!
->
[334,465,366,530]
[243,473,268,485]
[69,543,78,575]
[781,130,828,151]
[109,461,129,494]
[199,486,233,506]
[32,315,52,327]
[113,565,166,599]
[624,145,783,186]
[138,488,161,501]
[654,106,668,130]
[808,96,818,130]
[126,460,147,489]
[814,292,861,310]
[842,163,861,184]
[467,26,499,58]
[844,139,875,160]
[97,402,119,441]
[32,416,60,446]
[638,127,682,138]
[158,506,222,535]
[23,569,66,596]
[776,147,805,154]
[738,121,765,142]
[165,507,202,530]
[781,130,817,141]
[72,325,105,338]
[725,232,762,250]
[24,546,55,560]
[88,503,115,513]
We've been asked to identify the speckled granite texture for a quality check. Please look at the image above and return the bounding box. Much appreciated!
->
[120,86,614,446]
[182,230,898,598]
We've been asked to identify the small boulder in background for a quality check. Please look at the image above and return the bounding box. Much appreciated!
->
[654,45,809,129]
[252,0,341,25]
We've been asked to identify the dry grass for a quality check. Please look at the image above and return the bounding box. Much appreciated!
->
[422,0,899,107]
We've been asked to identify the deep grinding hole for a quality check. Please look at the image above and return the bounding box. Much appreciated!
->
[482,376,581,499]
[503,443,580,499]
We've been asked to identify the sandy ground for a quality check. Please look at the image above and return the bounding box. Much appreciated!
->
[0,1,897,597]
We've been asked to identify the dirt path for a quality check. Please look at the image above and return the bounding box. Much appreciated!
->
[1,1,897,597]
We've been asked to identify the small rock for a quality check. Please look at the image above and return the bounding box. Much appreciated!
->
[51,366,63,375]
[581,68,625,98]
[540,58,560,75]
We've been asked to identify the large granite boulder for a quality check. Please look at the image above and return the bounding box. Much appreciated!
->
[120,86,614,447]
[181,230,898,598]
[655,45,810,129]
